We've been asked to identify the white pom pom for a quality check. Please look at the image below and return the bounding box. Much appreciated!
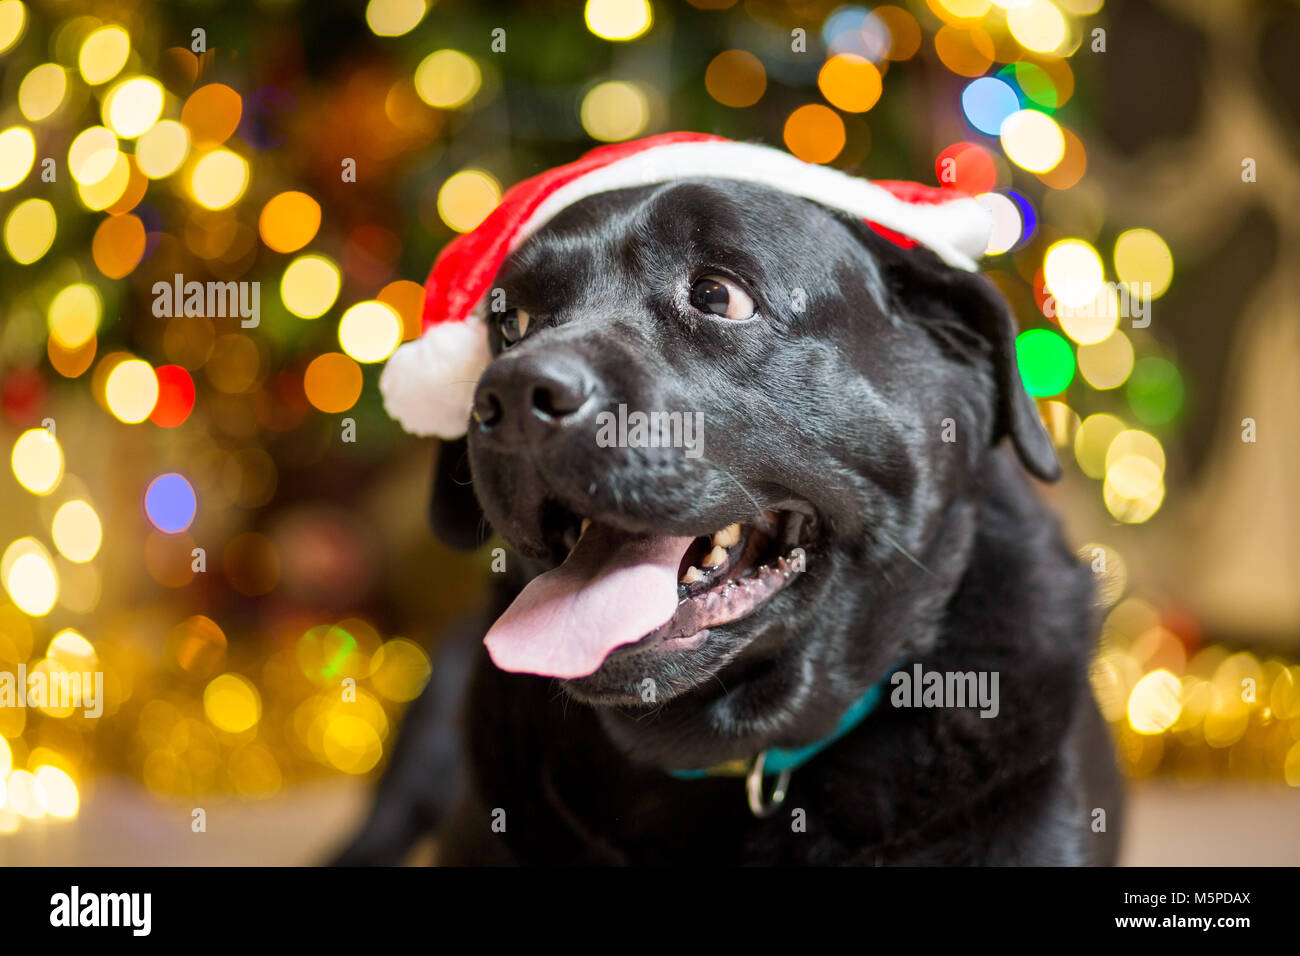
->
[379,319,491,438]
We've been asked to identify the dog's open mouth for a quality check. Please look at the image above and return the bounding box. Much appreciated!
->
[483,506,816,679]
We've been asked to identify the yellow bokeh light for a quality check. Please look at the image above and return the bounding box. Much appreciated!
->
[103,76,164,138]
[580,81,650,142]
[5,770,46,819]
[1043,238,1103,309]
[437,168,501,233]
[4,198,56,265]
[11,428,64,495]
[33,766,78,818]
[0,126,36,190]
[281,254,342,319]
[18,63,67,122]
[52,500,103,563]
[1076,331,1134,390]
[934,0,992,18]
[3,540,59,617]
[189,149,249,210]
[369,638,432,702]
[1106,429,1165,477]
[78,25,131,85]
[1114,228,1174,300]
[413,49,481,109]
[1104,461,1165,524]
[322,713,383,774]
[585,0,653,41]
[104,358,159,423]
[367,0,427,36]
[1057,283,1119,345]
[1006,0,1067,54]
[135,119,190,178]
[1128,669,1182,734]
[48,282,102,349]
[1073,412,1124,479]
[338,301,403,364]
[0,0,25,55]
[204,673,262,733]
[68,126,120,185]
[76,151,131,210]
[1000,109,1065,174]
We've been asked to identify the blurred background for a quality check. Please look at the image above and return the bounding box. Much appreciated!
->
[0,0,1297,865]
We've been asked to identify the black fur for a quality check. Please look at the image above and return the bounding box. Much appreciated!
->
[336,180,1123,865]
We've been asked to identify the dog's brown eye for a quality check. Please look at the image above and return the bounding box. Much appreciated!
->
[500,308,530,345]
[690,275,755,320]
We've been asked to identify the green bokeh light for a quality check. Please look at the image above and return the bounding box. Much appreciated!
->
[1016,328,1075,397]
[1126,356,1184,425]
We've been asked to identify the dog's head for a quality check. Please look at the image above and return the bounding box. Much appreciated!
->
[431,179,1058,762]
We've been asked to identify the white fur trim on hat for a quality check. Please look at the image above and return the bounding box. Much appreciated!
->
[379,318,491,438]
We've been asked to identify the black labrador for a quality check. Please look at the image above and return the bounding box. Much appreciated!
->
[335,180,1124,865]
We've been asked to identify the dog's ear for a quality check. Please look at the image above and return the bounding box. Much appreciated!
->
[429,437,488,549]
[863,228,1062,482]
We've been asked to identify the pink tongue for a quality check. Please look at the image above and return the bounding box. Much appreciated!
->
[484,525,694,679]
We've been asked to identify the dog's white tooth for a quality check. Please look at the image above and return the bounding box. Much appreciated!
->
[702,545,728,568]
[712,523,741,548]
[680,566,705,584]
[580,518,592,536]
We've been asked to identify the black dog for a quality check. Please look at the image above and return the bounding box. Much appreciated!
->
[336,179,1124,865]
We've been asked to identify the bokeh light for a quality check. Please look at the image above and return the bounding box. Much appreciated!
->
[11,428,63,495]
[2,539,58,617]
[105,358,159,423]
[304,353,364,413]
[437,169,501,233]
[188,149,250,210]
[4,198,56,264]
[52,500,103,563]
[150,365,196,428]
[1043,238,1103,309]
[259,191,322,253]
[366,0,427,36]
[204,673,262,734]
[1114,228,1174,299]
[1016,328,1075,397]
[783,104,845,164]
[135,119,190,178]
[18,63,67,121]
[1007,0,1068,54]
[78,25,130,85]
[0,0,25,55]
[0,126,36,190]
[414,50,481,109]
[585,0,653,41]
[705,50,766,108]
[818,54,882,113]
[962,76,1021,136]
[144,473,197,534]
[103,76,164,138]
[1077,331,1135,390]
[182,84,242,146]
[1000,109,1065,174]
[68,126,120,185]
[1126,356,1184,426]
[338,301,403,363]
[580,81,650,142]
[281,254,342,319]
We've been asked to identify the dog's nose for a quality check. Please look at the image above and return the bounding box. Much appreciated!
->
[473,352,597,445]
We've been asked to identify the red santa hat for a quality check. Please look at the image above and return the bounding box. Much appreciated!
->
[380,132,993,438]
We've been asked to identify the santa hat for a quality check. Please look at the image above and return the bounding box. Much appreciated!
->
[380,132,993,438]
